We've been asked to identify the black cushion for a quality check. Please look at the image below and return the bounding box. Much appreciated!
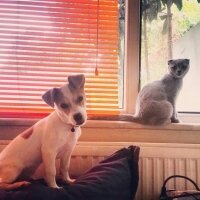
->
[0,146,140,200]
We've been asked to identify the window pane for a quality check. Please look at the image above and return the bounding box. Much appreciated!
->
[141,0,200,113]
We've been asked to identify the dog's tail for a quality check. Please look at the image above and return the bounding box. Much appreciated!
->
[88,114,142,123]
[0,181,30,190]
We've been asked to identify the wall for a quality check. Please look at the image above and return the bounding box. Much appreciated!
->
[173,23,200,112]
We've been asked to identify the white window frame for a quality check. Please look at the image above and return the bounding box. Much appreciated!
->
[123,0,140,114]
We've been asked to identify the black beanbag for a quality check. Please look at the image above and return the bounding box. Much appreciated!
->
[0,146,140,200]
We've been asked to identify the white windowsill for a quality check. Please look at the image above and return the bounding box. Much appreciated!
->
[178,113,200,123]
[85,120,200,130]
[0,117,199,129]
[0,117,200,144]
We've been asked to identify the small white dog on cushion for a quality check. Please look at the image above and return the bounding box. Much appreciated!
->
[0,74,87,190]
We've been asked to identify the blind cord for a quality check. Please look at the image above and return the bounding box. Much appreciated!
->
[95,0,99,76]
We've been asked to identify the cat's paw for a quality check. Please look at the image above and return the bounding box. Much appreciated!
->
[171,118,181,123]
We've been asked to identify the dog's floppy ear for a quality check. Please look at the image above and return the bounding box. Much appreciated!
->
[42,88,60,107]
[68,74,85,89]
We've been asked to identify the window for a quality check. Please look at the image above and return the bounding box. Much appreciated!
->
[4,0,198,124]
[0,0,199,145]
[141,0,200,116]
[0,0,123,118]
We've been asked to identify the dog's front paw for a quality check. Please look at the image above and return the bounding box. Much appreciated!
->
[62,177,76,185]
[66,178,76,185]
[48,183,61,189]
[53,186,63,190]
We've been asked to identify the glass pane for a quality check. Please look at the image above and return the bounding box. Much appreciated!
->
[141,0,200,113]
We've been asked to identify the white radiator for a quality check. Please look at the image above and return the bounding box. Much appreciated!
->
[136,143,200,200]
[1,141,200,200]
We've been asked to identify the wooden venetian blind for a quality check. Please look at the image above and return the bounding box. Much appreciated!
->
[0,0,119,118]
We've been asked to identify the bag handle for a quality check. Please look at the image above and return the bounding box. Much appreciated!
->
[160,175,200,198]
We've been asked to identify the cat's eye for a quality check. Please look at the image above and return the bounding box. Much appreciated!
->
[173,65,177,70]
[60,103,69,109]
[77,96,84,103]
[182,65,187,70]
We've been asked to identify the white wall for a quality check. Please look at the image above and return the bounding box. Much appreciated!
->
[173,23,200,112]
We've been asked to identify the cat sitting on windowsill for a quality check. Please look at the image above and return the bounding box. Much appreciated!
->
[89,59,190,126]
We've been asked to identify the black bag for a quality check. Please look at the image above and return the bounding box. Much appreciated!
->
[159,175,200,200]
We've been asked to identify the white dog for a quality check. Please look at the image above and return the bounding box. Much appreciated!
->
[0,74,87,190]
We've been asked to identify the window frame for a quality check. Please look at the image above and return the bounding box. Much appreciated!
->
[123,0,140,114]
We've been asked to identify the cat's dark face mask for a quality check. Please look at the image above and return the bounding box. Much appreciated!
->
[168,59,190,78]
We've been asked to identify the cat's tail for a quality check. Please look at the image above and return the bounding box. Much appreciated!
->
[88,100,173,126]
[88,114,142,124]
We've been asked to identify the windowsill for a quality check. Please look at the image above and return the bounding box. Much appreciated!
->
[85,120,200,130]
[87,112,200,128]
[0,118,200,144]
[178,113,200,124]
[0,117,200,129]
[82,120,200,144]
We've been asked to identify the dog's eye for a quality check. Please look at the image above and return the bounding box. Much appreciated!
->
[77,96,83,103]
[60,103,69,109]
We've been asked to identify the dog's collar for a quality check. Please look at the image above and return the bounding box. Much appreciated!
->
[54,111,79,132]
[70,125,79,132]
[66,124,79,133]
[71,127,75,132]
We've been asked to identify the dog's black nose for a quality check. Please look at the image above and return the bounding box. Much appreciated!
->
[73,113,84,125]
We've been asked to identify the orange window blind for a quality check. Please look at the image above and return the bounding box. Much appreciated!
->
[0,0,120,119]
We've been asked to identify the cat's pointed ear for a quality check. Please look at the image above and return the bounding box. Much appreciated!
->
[168,60,174,65]
[184,59,190,64]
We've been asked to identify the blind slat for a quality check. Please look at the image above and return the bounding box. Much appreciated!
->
[0,0,120,117]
